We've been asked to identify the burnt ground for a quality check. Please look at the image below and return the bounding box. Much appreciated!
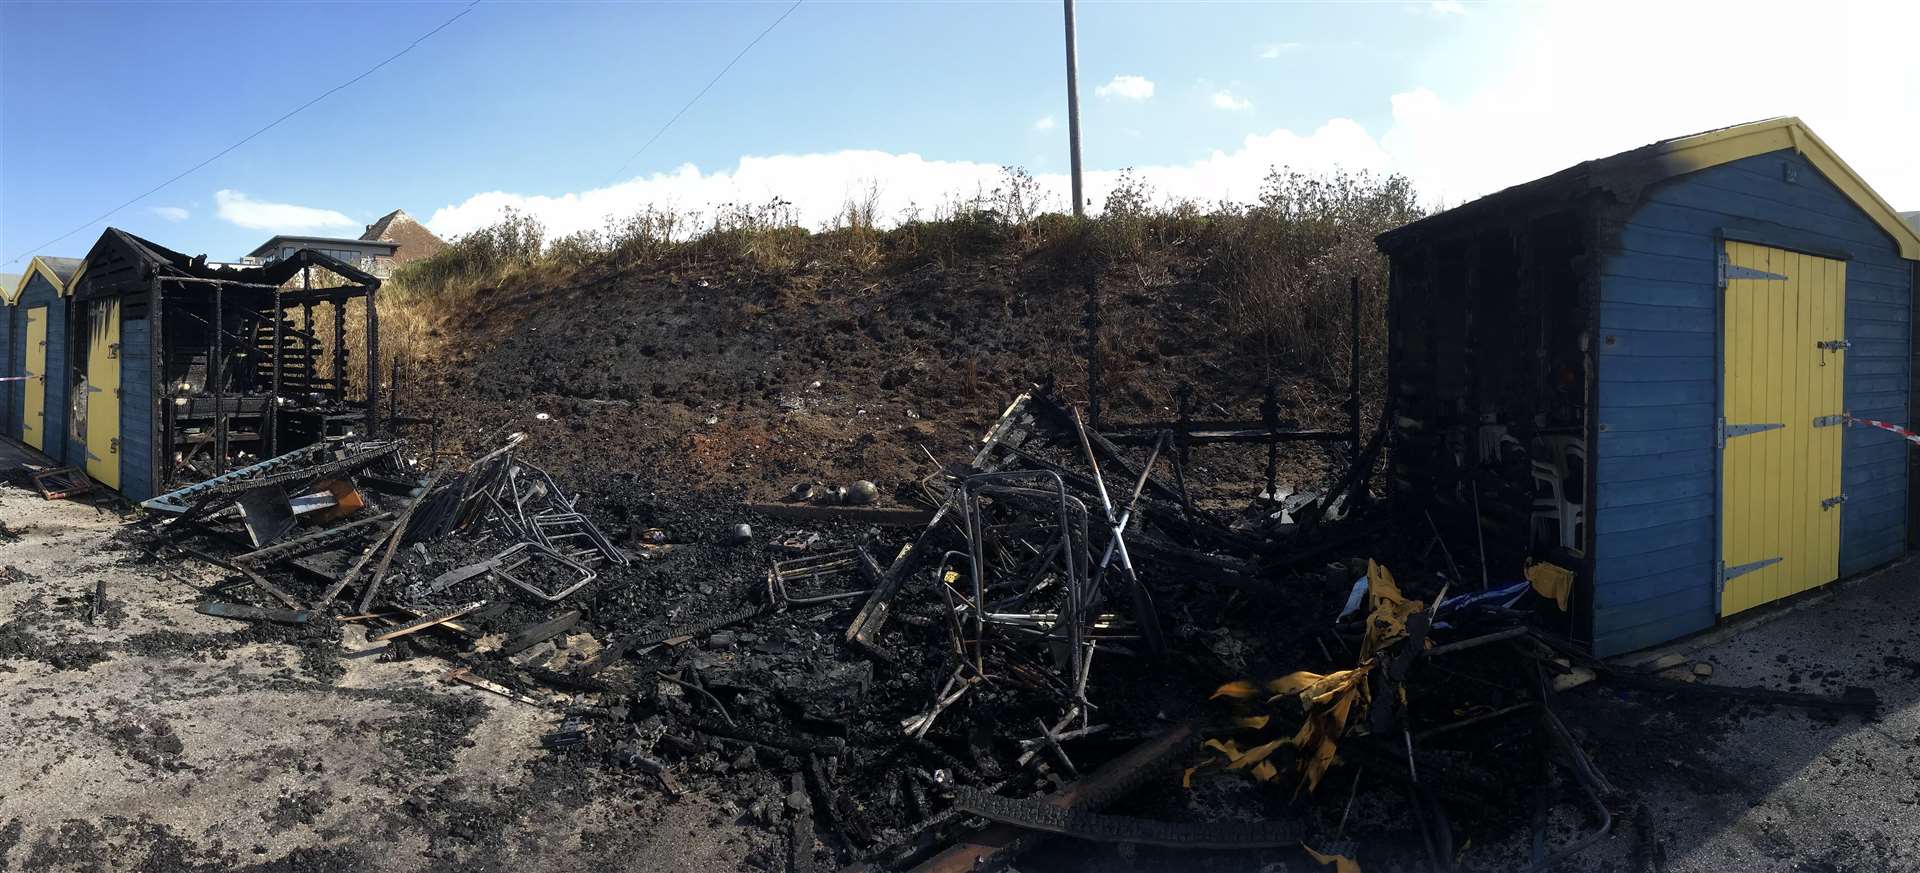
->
[398,248,1363,503]
[6,445,1920,871]
[5,253,1919,871]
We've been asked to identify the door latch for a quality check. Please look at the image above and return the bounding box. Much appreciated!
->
[1822,493,1848,511]
[1817,338,1851,367]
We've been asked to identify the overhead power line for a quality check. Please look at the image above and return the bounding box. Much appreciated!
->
[2,0,483,266]
[608,0,804,184]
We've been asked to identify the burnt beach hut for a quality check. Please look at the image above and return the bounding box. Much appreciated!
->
[1376,117,1920,656]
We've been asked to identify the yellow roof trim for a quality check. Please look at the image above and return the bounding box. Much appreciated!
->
[6,257,71,306]
[1648,117,1920,260]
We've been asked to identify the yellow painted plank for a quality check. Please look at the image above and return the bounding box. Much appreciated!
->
[22,306,47,451]
[84,299,121,490]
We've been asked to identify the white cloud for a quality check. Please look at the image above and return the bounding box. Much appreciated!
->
[1422,1,1469,16]
[1211,91,1253,111]
[1034,116,1056,131]
[425,122,1391,241]
[426,1,1920,240]
[213,190,354,231]
[150,206,190,222]
[1094,75,1155,100]
[1260,42,1302,58]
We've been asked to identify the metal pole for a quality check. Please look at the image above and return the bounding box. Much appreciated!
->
[1062,0,1085,218]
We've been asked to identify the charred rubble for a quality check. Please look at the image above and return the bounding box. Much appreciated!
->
[123,383,1879,873]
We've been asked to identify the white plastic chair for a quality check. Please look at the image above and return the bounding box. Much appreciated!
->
[1557,440,1586,556]
[1530,459,1563,550]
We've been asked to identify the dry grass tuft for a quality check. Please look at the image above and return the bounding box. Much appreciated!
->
[375,165,1424,386]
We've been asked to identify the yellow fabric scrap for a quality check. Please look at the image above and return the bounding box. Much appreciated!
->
[1212,680,1260,700]
[1251,760,1280,782]
[1304,844,1361,872]
[1235,715,1271,730]
[1362,560,1425,658]
[1226,738,1285,770]
[1526,560,1574,611]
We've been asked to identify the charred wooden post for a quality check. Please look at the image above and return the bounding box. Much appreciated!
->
[364,284,379,436]
[151,276,169,486]
[331,290,347,405]
[302,302,315,397]
[212,281,227,474]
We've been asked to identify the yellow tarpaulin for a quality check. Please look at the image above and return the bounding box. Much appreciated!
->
[1526,560,1574,611]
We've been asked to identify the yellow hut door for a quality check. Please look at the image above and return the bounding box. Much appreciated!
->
[84,299,122,490]
[1719,241,1846,615]
[22,306,47,450]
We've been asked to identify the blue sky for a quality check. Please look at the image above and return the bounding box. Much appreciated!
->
[3,0,1915,264]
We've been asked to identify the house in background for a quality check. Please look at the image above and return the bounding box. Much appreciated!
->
[244,235,399,277]
[360,208,446,265]
[240,208,448,278]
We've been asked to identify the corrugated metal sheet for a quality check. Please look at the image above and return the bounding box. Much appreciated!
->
[1593,148,1915,655]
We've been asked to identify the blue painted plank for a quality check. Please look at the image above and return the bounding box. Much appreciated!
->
[1603,277,1715,310]
[1849,300,1906,323]
[120,318,153,501]
[1843,468,1904,498]
[1595,516,1714,558]
[1598,404,1714,433]
[1596,494,1713,534]
[1843,444,1906,470]
[1846,375,1907,395]
[1600,250,1716,285]
[1595,539,1715,587]
[1849,282,1911,305]
[1598,329,1714,358]
[1845,500,1904,530]
[1597,473,1714,509]
[1847,357,1907,376]
[1597,380,1715,408]
[1849,263,1913,288]
[1648,176,1889,248]
[1687,166,1888,236]
[1847,321,1908,341]
[1593,605,1717,657]
[1616,225,1713,260]
[1600,301,1717,333]
[1600,427,1714,458]
[1594,568,1715,612]
[1596,447,1713,483]
[1601,356,1715,383]
[1593,593,1716,644]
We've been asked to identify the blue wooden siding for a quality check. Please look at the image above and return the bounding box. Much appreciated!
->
[1,304,14,435]
[120,316,154,501]
[1593,148,1916,656]
[12,276,68,462]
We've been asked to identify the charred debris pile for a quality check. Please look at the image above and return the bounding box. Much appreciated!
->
[127,387,1879,873]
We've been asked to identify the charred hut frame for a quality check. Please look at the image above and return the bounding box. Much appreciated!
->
[66,230,383,497]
